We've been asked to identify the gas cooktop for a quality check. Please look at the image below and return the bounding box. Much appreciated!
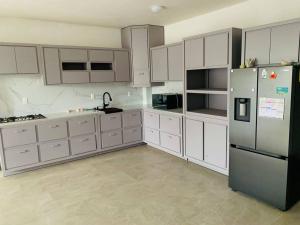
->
[0,114,46,124]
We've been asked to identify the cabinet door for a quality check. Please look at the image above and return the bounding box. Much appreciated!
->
[43,48,61,84]
[89,50,113,62]
[185,38,204,69]
[15,46,39,74]
[114,51,130,82]
[205,32,229,67]
[151,47,168,82]
[185,119,203,161]
[204,123,227,168]
[60,48,88,61]
[0,46,17,74]
[244,28,271,65]
[131,28,149,70]
[168,44,183,81]
[270,23,300,64]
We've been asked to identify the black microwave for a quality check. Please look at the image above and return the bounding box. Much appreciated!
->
[152,93,183,109]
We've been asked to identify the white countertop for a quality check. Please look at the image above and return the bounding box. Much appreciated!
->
[0,104,183,128]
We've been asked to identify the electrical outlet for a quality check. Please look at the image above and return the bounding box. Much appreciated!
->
[90,93,95,100]
[22,97,28,105]
[127,91,131,97]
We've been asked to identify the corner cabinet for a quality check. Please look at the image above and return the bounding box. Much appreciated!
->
[242,19,300,65]
[0,44,39,75]
[121,25,165,87]
[42,46,130,85]
[150,42,184,82]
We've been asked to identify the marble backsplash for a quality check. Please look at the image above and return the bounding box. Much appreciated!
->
[0,75,143,117]
[151,81,183,95]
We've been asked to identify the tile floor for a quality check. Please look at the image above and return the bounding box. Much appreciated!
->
[0,145,299,225]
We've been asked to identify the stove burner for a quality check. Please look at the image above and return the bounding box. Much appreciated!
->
[0,114,46,123]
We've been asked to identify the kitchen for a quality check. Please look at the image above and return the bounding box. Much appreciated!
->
[0,0,300,224]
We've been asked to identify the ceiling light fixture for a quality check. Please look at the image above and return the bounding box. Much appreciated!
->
[150,5,165,13]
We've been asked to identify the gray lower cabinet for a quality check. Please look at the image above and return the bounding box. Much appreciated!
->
[101,130,123,148]
[270,22,300,63]
[185,37,204,69]
[2,125,36,148]
[70,134,97,155]
[160,132,181,153]
[244,28,271,65]
[122,110,142,128]
[168,43,183,81]
[205,32,229,67]
[144,127,159,145]
[43,48,61,85]
[151,47,168,82]
[15,46,39,74]
[100,113,122,132]
[185,118,204,161]
[143,111,159,130]
[37,120,68,142]
[39,140,69,162]
[5,144,39,169]
[68,116,95,137]
[160,114,181,135]
[114,50,130,82]
[123,127,142,144]
[0,46,17,74]
[204,122,227,168]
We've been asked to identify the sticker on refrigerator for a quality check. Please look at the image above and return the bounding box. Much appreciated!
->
[276,87,288,95]
[261,69,267,79]
[258,98,284,119]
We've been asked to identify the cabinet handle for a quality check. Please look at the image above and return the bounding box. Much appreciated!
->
[131,114,137,117]
[138,72,144,76]
[131,129,137,133]
[50,124,59,128]
[16,129,27,133]
[168,118,173,121]
[168,135,173,139]
[109,133,118,137]
[20,149,30,154]
[109,116,117,120]
[79,120,88,125]
[52,144,61,148]
[80,138,89,142]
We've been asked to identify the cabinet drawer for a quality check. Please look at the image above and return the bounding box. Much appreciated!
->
[2,125,36,148]
[68,116,95,137]
[62,71,90,84]
[38,120,67,142]
[122,111,141,128]
[100,113,122,132]
[144,111,159,129]
[144,128,159,145]
[160,115,181,135]
[40,140,69,162]
[102,130,123,148]
[160,132,181,153]
[123,127,142,144]
[5,145,39,169]
[70,134,97,155]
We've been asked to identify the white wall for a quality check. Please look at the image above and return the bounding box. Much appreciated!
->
[165,0,300,43]
[0,18,144,117]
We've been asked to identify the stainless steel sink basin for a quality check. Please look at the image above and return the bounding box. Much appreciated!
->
[94,107,123,114]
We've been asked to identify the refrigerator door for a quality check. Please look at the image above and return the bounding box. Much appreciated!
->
[229,68,258,149]
[229,147,288,210]
[257,66,293,157]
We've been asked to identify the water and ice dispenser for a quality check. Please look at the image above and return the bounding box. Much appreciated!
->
[234,98,251,122]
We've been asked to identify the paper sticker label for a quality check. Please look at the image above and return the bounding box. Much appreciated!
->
[258,97,284,119]
[261,69,267,79]
[276,87,288,95]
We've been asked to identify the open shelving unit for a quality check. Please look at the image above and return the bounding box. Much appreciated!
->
[185,68,229,119]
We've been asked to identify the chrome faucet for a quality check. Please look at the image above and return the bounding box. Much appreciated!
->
[102,92,112,109]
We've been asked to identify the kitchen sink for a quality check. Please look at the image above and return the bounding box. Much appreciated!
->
[94,107,123,114]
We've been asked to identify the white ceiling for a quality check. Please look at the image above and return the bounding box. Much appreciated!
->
[0,0,245,28]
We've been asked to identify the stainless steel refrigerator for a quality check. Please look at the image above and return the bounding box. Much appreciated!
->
[229,66,300,211]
